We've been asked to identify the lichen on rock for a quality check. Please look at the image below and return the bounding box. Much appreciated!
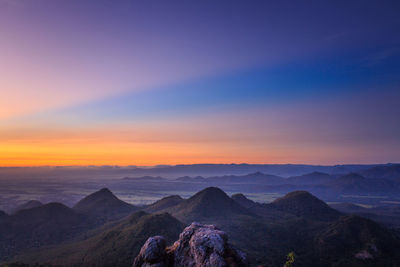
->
[133,222,248,267]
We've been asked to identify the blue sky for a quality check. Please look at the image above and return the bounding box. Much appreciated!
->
[0,0,399,165]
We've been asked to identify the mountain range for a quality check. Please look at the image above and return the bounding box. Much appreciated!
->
[121,165,400,202]
[118,163,399,178]
[2,186,399,266]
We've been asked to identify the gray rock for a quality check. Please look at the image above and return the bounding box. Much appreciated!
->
[133,222,248,267]
[133,236,168,267]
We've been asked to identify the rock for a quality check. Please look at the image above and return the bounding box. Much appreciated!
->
[133,236,170,267]
[173,222,228,266]
[355,250,373,260]
[133,222,248,267]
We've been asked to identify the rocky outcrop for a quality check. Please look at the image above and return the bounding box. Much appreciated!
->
[132,235,172,266]
[133,222,248,267]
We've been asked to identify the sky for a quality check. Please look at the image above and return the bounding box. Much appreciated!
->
[0,0,399,166]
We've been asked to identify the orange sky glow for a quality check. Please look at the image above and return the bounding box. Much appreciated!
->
[1,0,399,166]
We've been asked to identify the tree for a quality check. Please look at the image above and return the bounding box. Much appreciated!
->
[284,251,295,267]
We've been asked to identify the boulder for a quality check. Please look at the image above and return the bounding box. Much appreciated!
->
[132,236,171,267]
[133,222,247,267]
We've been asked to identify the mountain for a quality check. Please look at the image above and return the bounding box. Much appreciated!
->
[0,210,7,218]
[330,173,370,191]
[314,215,400,266]
[329,203,368,213]
[329,203,400,229]
[285,172,333,185]
[3,187,400,267]
[143,195,183,213]
[175,176,206,182]
[73,188,138,223]
[269,191,341,221]
[168,187,255,222]
[175,172,284,185]
[231,193,258,209]
[123,163,386,178]
[0,202,92,260]
[11,200,43,214]
[232,193,294,221]
[329,173,398,194]
[206,172,284,185]
[13,211,185,267]
[359,164,400,181]
[123,176,166,182]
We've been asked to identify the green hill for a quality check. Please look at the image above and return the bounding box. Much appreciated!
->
[270,191,341,221]
[0,202,92,260]
[11,211,184,267]
[11,200,43,214]
[143,195,183,213]
[73,188,138,223]
[4,188,400,267]
[168,187,255,222]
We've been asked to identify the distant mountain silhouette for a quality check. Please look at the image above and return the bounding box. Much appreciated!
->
[143,195,183,213]
[175,172,285,185]
[329,173,398,194]
[175,176,206,182]
[270,191,341,221]
[123,163,387,178]
[359,164,400,181]
[123,176,166,182]
[331,173,368,188]
[11,200,43,214]
[169,187,254,222]
[73,188,137,223]
[122,167,400,199]
[286,172,333,185]
[205,172,284,185]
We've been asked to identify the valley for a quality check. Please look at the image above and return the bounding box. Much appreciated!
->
[0,164,400,266]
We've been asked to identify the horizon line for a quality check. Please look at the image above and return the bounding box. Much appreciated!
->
[0,162,398,168]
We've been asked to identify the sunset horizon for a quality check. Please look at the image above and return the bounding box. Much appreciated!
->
[1,1,399,167]
[1,1,400,266]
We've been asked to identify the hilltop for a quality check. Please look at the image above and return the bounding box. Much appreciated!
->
[270,191,341,221]
[4,187,400,267]
[73,188,138,223]
[11,200,43,214]
[167,187,255,222]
